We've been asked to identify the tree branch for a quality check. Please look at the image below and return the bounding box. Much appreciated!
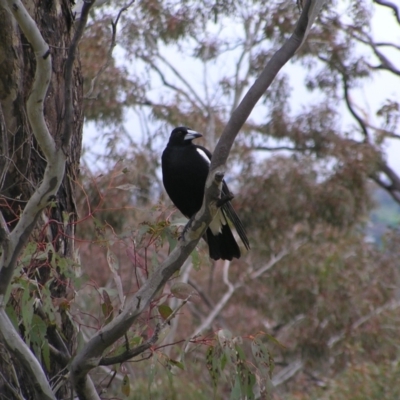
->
[0,309,55,400]
[62,0,95,151]
[185,261,238,345]
[100,294,192,366]
[371,160,400,205]
[84,0,136,99]
[156,52,208,110]
[340,70,369,139]
[373,0,400,24]
[327,299,400,348]
[210,0,323,172]
[142,54,204,114]
[271,359,304,386]
[253,145,316,152]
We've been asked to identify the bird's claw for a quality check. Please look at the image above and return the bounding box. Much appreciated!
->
[216,193,234,208]
[179,216,195,240]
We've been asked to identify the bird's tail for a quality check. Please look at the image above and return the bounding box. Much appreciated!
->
[205,224,240,261]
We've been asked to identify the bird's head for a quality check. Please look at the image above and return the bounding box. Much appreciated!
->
[168,126,202,145]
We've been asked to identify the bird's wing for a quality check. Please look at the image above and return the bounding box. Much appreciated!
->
[196,145,250,250]
[221,202,250,250]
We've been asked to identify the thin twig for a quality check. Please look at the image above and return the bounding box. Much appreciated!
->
[340,70,370,139]
[373,0,400,24]
[100,294,192,365]
[328,299,400,348]
[85,0,136,99]
[142,54,204,114]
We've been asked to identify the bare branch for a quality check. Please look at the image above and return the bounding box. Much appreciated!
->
[231,18,263,112]
[186,261,238,342]
[363,123,400,140]
[0,368,25,400]
[184,246,296,354]
[85,0,136,99]
[0,309,55,400]
[156,52,208,110]
[249,246,297,280]
[368,39,400,76]
[210,0,324,172]
[253,145,316,152]
[340,70,370,139]
[100,294,192,366]
[272,360,304,386]
[142,55,205,115]
[374,42,400,50]
[371,160,400,205]
[373,0,400,24]
[371,174,400,204]
[328,299,400,348]
[62,0,95,151]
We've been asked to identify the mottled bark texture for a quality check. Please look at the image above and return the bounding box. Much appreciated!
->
[0,1,83,398]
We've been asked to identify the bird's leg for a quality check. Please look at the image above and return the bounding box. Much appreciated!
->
[179,215,195,241]
[216,193,234,208]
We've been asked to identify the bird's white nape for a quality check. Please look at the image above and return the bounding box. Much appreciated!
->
[196,148,211,164]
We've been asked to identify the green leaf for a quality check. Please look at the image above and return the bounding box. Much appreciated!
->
[30,314,49,369]
[5,304,19,331]
[21,242,37,265]
[137,224,150,243]
[21,288,35,346]
[106,248,119,272]
[148,353,157,395]
[206,346,220,389]
[220,352,228,371]
[234,345,255,399]
[158,304,173,321]
[170,282,196,299]
[217,329,233,348]
[116,183,138,191]
[121,374,130,396]
[191,248,200,271]
[263,333,286,349]
[56,256,68,275]
[42,337,51,371]
[230,375,241,400]
[165,228,178,252]
[101,289,114,324]
[130,335,143,347]
[251,338,274,378]
[168,358,184,370]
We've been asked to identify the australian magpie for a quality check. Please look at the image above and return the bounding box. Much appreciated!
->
[161,126,250,260]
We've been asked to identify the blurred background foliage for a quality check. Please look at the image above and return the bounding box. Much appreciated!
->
[74,0,400,398]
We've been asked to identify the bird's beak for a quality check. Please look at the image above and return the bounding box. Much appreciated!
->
[184,130,202,141]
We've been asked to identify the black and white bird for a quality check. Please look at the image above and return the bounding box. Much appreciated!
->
[162,126,250,260]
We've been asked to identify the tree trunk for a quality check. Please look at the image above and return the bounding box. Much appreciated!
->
[0,1,83,397]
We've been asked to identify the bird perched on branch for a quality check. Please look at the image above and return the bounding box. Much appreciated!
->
[162,126,250,260]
